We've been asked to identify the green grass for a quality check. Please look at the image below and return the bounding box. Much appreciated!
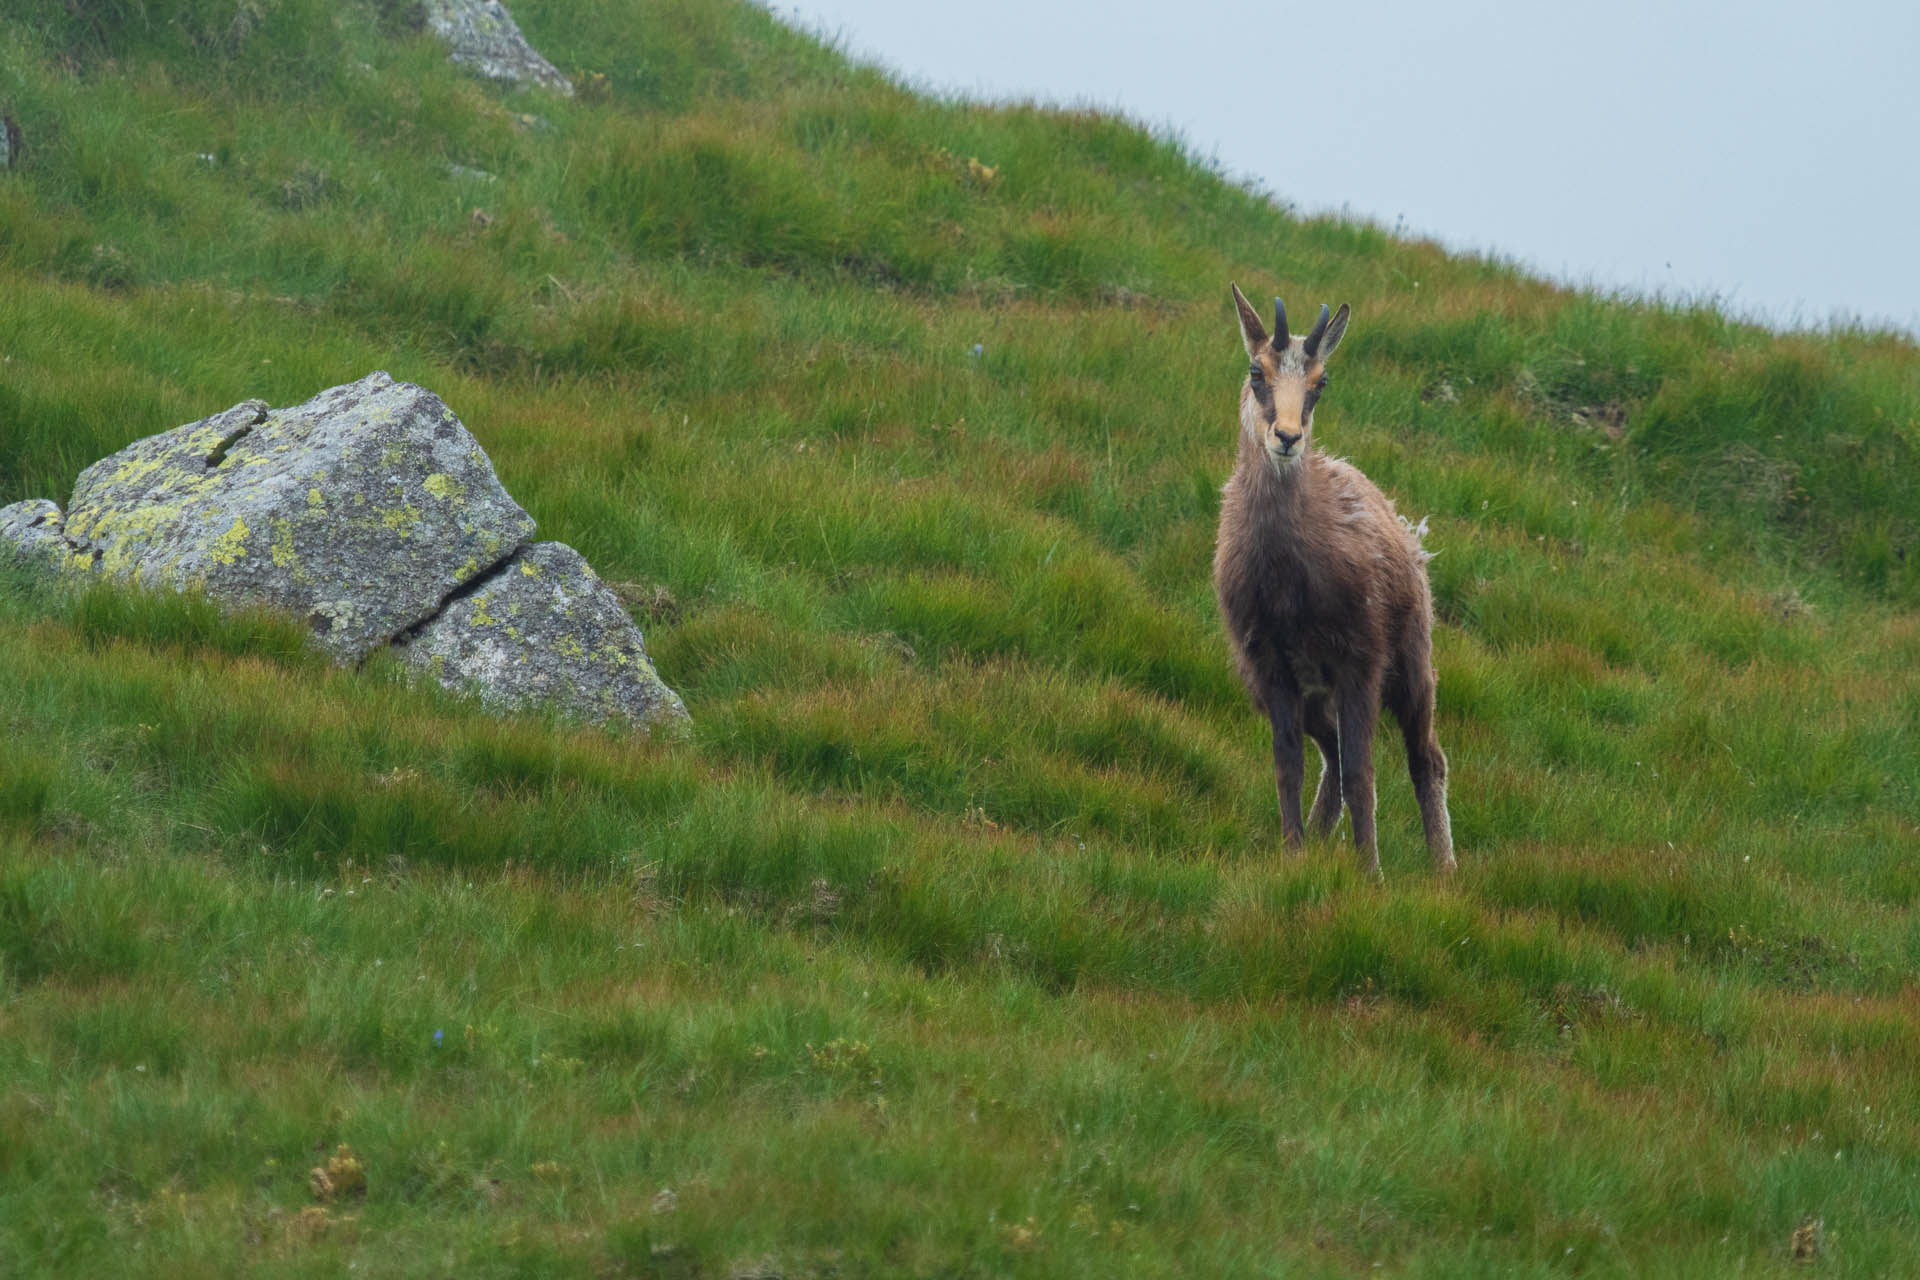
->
[2,1,1918,1274]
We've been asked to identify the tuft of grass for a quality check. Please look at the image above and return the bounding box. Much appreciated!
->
[59,578,327,670]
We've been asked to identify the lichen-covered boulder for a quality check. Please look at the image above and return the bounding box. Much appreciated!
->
[0,499,67,578]
[423,0,574,96]
[7,373,688,733]
[397,541,690,732]
[62,372,536,662]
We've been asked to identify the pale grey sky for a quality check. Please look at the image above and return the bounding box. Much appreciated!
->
[777,0,1920,336]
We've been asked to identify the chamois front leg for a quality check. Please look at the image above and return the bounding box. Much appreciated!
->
[1389,666,1455,874]
[1337,680,1381,877]
[1266,693,1308,849]
[1304,694,1342,836]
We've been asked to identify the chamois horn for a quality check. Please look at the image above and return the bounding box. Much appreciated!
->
[1303,304,1332,359]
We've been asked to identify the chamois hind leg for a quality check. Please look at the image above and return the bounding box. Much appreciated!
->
[1266,691,1308,850]
[1388,663,1455,873]
[1304,694,1342,836]
[1336,678,1382,877]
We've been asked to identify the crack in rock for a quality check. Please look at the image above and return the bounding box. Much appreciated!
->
[395,541,690,733]
[202,402,268,468]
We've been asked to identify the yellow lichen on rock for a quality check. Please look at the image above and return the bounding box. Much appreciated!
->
[378,503,423,537]
[208,517,251,566]
[269,519,313,585]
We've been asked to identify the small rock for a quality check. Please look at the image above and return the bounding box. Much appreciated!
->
[0,500,68,581]
[422,0,574,96]
[1,113,20,171]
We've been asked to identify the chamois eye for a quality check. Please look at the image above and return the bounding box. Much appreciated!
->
[1248,365,1264,384]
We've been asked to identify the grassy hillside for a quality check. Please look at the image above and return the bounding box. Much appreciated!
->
[3,2,1918,1275]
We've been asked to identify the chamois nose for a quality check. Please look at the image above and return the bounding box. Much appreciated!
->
[1274,429,1301,453]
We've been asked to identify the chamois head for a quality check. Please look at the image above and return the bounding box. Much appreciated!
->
[1230,282,1350,471]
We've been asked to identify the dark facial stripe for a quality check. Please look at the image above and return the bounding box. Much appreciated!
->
[1301,376,1327,424]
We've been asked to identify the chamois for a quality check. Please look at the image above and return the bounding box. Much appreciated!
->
[1212,283,1454,876]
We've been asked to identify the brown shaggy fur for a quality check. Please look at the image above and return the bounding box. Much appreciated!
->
[1213,284,1454,876]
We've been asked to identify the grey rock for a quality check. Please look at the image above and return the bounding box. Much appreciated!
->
[62,371,536,662]
[423,0,574,96]
[398,541,690,732]
[12,373,687,733]
[0,499,69,579]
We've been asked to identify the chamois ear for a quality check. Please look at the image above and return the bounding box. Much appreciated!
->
[1310,303,1351,362]
[1230,283,1267,359]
